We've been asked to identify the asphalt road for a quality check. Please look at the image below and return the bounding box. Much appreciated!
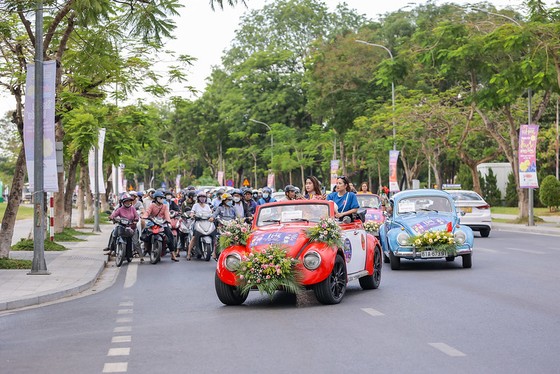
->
[1,230,559,374]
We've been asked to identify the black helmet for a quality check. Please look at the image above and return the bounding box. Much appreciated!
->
[186,191,196,199]
[284,184,296,193]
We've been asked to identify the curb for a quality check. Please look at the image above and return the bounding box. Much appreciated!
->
[491,222,560,236]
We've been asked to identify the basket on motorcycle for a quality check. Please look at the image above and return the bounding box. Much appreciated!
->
[116,226,135,238]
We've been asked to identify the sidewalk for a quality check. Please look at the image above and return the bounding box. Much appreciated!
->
[0,224,112,311]
[491,213,560,236]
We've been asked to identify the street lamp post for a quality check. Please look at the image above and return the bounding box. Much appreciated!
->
[355,40,396,151]
[250,118,274,173]
[472,8,534,225]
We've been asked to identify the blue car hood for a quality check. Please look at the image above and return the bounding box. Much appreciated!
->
[396,213,453,235]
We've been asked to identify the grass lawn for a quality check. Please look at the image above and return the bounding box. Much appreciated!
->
[0,202,34,220]
[0,258,32,269]
[492,206,560,216]
[11,239,67,251]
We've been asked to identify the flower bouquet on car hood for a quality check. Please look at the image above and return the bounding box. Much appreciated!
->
[305,217,343,247]
[235,244,303,298]
[218,219,251,252]
[407,230,457,255]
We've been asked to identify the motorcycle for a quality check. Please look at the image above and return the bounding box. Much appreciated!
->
[191,211,216,261]
[113,217,135,267]
[141,217,168,264]
[169,210,181,253]
[177,211,193,254]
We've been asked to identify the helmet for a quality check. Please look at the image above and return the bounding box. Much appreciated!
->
[294,187,300,193]
[187,185,196,191]
[136,191,144,197]
[186,191,196,199]
[129,190,137,196]
[165,191,174,198]
[147,188,156,194]
[284,185,296,193]
[153,191,165,199]
[243,188,252,196]
[231,188,242,196]
[221,193,232,200]
[262,187,272,194]
[120,193,133,203]
[197,190,206,198]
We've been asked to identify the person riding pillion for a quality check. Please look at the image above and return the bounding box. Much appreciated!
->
[142,190,178,262]
[257,187,276,205]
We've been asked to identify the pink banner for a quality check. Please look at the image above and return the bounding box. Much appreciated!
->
[518,124,539,188]
[330,160,339,191]
[389,150,400,192]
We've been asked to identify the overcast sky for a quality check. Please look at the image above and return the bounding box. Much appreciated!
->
[0,0,543,116]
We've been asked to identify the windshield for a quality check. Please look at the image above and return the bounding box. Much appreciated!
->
[448,191,483,201]
[256,203,330,226]
[396,196,453,214]
[356,195,382,209]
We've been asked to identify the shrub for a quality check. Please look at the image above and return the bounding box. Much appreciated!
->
[539,175,560,212]
[505,172,518,207]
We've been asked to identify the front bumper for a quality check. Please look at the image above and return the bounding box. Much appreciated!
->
[392,245,472,258]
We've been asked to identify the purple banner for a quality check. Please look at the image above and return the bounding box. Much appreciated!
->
[518,124,539,188]
[411,218,448,235]
[23,61,58,192]
[250,232,299,247]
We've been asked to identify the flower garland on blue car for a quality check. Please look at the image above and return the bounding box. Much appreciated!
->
[407,230,457,254]
[235,245,303,298]
[305,217,343,247]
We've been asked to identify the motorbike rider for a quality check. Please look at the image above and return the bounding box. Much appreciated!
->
[243,188,257,218]
[143,188,156,211]
[212,187,225,209]
[231,189,250,221]
[252,189,260,203]
[284,185,298,200]
[108,194,140,261]
[186,191,216,261]
[181,190,196,214]
[128,191,144,256]
[257,186,276,205]
[165,191,181,213]
[142,190,178,262]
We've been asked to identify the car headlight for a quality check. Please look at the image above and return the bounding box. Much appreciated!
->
[303,251,321,270]
[396,231,410,246]
[454,230,467,245]
[225,253,241,271]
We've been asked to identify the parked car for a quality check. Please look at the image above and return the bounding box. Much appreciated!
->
[215,199,382,305]
[356,193,385,233]
[378,189,474,270]
[445,189,492,237]
[271,191,287,202]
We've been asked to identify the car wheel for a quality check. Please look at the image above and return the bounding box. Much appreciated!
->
[314,254,347,305]
[480,229,490,238]
[462,253,472,268]
[214,273,248,305]
[389,250,401,270]
[359,246,382,290]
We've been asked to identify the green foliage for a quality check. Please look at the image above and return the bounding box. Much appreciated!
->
[0,258,33,269]
[505,172,519,207]
[455,164,474,190]
[539,175,560,210]
[481,168,502,206]
[11,239,67,251]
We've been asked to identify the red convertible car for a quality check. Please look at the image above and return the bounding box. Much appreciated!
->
[215,200,382,305]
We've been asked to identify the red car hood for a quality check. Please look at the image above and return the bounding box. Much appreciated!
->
[247,224,310,258]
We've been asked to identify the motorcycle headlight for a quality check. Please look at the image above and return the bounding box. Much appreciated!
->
[303,251,321,270]
[454,230,467,245]
[225,253,242,271]
[396,231,410,246]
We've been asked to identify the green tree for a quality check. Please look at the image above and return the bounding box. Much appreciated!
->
[481,168,502,206]
[505,172,519,207]
[539,175,560,211]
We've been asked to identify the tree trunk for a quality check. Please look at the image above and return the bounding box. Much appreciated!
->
[76,161,87,228]
[0,147,26,258]
[63,149,82,228]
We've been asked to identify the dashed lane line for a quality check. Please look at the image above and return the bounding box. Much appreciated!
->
[113,326,132,333]
[361,308,385,317]
[111,335,132,343]
[429,342,466,357]
[116,317,133,323]
[102,362,128,373]
[506,247,546,255]
[117,309,133,315]
[107,348,131,357]
[124,263,138,289]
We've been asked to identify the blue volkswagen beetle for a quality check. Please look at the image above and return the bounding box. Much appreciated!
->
[378,189,474,270]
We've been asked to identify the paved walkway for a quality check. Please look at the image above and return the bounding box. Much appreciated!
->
[0,213,559,312]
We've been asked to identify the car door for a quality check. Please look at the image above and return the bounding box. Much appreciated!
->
[340,221,367,274]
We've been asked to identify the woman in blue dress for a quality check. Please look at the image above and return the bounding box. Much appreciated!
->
[327,176,359,221]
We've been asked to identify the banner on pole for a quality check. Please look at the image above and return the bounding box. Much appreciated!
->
[175,174,181,192]
[267,173,275,190]
[519,124,539,188]
[23,60,58,192]
[389,150,400,193]
[330,160,340,191]
[88,128,106,193]
[217,171,224,186]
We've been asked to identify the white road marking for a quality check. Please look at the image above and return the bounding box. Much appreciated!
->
[124,263,138,289]
[119,301,133,307]
[102,362,128,373]
[361,308,385,317]
[114,326,132,333]
[429,342,466,357]
[117,309,133,315]
[116,317,133,323]
[107,347,131,356]
[507,247,545,255]
[111,335,132,343]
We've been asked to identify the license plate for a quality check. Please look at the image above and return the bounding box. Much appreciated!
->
[421,251,447,258]
[462,207,472,213]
